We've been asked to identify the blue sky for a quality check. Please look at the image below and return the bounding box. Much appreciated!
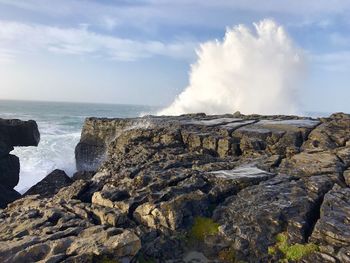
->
[0,0,349,113]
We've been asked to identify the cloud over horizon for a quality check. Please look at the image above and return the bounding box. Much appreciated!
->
[0,20,198,62]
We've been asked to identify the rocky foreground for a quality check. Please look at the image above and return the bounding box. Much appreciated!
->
[1,112,350,262]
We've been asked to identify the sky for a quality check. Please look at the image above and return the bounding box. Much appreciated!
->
[0,0,350,113]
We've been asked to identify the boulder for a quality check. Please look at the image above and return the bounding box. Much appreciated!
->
[0,118,40,149]
[24,169,72,198]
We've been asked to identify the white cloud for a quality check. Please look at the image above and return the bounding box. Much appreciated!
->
[0,20,198,62]
[3,0,350,16]
[1,0,349,32]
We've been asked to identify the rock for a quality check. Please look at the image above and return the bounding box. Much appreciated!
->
[0,154,19,188]
[344,169,350,186]
[303,112,350,151]
[0,118,40,150]
[71,170,95,181]
[75,117,140,171]
[0,195,140,263]
[309,185,350,262]
[0,118,40,208]
[0,185,21,209]
[279,151,345,178]
[24,169,73,198]
[213,175,334,262]
[2,112,350,262]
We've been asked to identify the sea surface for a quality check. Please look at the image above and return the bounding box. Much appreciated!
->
[0,100,158,193]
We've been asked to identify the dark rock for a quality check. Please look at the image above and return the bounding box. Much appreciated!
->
[24,169,73,198]
[0,185,21,209]
[0,118,40,208]
[0,118,40,150]
[0,154,20,188]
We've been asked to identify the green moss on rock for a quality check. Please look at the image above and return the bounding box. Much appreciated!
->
[268,232,319,262]
[190,216,220,241]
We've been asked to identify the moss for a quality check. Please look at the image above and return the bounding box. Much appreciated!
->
[190,216,220,241]
[268,232,319,262]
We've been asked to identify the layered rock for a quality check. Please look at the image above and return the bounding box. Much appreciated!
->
[1,112,349,262]
[307,185,350,262]
[0,118,40,208]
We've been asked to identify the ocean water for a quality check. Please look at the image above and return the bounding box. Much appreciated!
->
[0,100,157,193]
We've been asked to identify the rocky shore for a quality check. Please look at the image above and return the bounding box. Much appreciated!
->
[0,112,349,262]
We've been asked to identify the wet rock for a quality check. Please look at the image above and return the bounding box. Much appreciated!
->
[25,169,73,198]
[75,117,141,171]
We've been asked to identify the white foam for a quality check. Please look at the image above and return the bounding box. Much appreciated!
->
[13,124,80,193]
[159,19,305,116]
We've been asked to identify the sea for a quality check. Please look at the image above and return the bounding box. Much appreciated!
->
[0,100,158,193]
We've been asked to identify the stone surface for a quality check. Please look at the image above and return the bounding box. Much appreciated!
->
[309,185,350,262]
[0,112,349,262]
[0,185,21,209]
[213,175,334,262]
[0,154,20,189]
[0,118,40,150]
[24,169,73,198]
[0,118,40,208]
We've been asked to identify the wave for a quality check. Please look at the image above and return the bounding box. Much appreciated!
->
[159,19,305,116]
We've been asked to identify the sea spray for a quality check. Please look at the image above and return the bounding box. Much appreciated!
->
[159,19,305,116]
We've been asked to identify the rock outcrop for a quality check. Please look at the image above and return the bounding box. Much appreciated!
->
[1,112,350,262]
[0,118,40,208]
[24,169,73,198]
